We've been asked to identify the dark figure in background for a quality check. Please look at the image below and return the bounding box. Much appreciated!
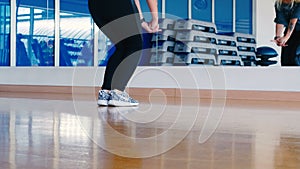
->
[16,34,31,66]
[59,39,73,66]
[31,39,45,66]
[273,0,300,66]
[79,40,94,66]
[88,0,159,106]
[0,34,10,66]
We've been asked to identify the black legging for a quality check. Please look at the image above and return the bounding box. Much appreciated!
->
[281,30,300,66]
[88,0,143,91]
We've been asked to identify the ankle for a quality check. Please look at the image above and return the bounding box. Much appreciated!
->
[101,89,110,93]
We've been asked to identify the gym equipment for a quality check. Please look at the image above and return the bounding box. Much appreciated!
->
[174,41,217,55]
[151,41,175,53]
[238,51,257,66]
[216,55,242,66]
[149,52,174,66]
[215,33,242,66]
[216,45,242,66]
[172,20,218,66]
[175,30,217,44]
[151,30,176,42]
[158,18,176,30]
[173,42,217,65]
[217,45,238,56]
[149,19,176,66]
[235,33,256,44]
[234,33,257,66]
[216,33,237,47]
[174,19,217,33]
[256,46,278,59]
[256,60,277,66]
[256,46,278,66]
[173,53,216,66]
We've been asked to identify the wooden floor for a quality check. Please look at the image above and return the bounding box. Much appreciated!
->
[0,92,300,169]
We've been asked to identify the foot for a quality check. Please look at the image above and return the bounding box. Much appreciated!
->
[97,90,111,106]
[108,89,139,107]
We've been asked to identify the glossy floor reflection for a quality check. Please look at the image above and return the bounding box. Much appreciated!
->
[0,93,300,169]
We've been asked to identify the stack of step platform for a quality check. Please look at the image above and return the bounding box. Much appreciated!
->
[234,32,257,66]
[149,18,176,66]
[148,18,277,67]
[172,19,218,66]
[215,33,242,66]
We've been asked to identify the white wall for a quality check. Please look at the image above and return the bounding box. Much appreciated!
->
[255,0,281,65]
[1,67,300,92]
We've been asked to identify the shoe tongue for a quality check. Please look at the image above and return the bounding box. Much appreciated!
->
[114,89,123,94]
[122,91,129,97]
[114,89,129,97]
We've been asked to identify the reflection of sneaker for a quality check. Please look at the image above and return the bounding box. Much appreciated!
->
[108,107,138,114]
[108,90,139,107]
[97,107,108,120]
[107,107,139,122]
[97,90,111,106]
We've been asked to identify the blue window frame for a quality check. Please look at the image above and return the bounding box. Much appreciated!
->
[0,0,10,66]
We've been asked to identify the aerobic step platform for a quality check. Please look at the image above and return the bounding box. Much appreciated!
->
[216,55,243,66]
[173,53,216,66]
[174,41,217,55]
[158,18,176,30]
[238,51,257,66]
[151,41,175,53]
[149,52,174,66]
[174,19,217,33]
[175,30,216,44]
[151,30,176,42]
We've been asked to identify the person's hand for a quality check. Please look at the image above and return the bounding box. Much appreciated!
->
[141,19,161,33]
[271,39,282,46]
[149,18,161,32]
[277,36,289,47]
[271,36,288,47]
[141,21,153,33]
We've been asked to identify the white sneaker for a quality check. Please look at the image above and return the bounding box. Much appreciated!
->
[97,90,111,106]
[108,90,139,107]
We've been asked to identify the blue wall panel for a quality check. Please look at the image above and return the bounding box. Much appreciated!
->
[192,0,212,22]
[166,0,188,19]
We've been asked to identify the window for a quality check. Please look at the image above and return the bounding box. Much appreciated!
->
[192,0,212,22]
[236,0,253,34]
[0,0,10,66]
[3,0,255,68]
[140,0,162,20]
[60,0,94,66]
[166,0,188,19]
[215,0,233,33]
[16,0,55,66]
[97,31,114,66]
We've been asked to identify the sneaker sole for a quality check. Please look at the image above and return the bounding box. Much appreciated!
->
[108,100,139,107]
[97,100,108,106]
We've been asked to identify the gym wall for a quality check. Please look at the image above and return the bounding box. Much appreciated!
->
[1,0,299,94]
